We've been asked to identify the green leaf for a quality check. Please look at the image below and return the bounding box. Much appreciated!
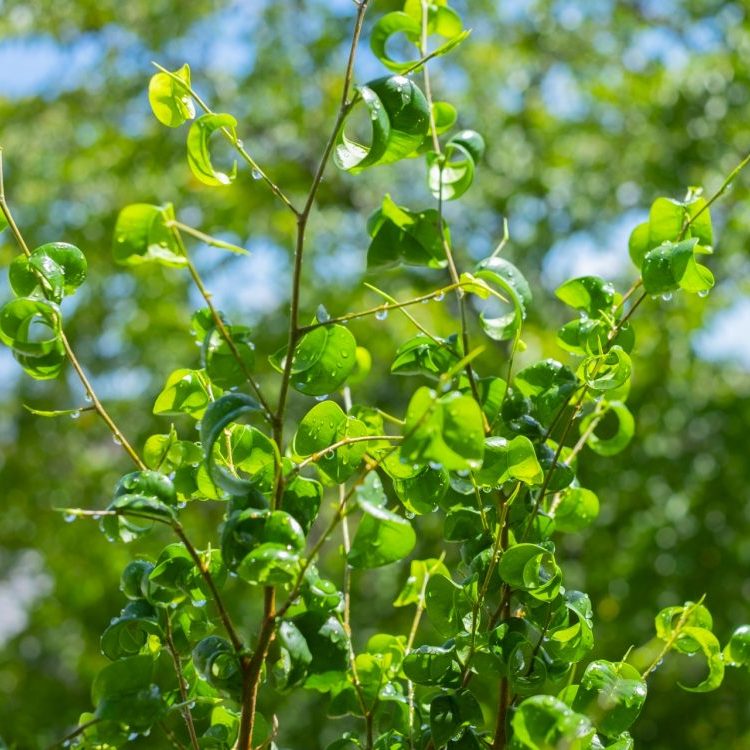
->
[348,488,416,569]
[512,695,595,750]
[724,625,750,667]
[474,435,543,487]
[9,242,88,302]
[153,368,212,419]
[148,63,195,127]
[579,402,634,457]
[514,359,578,426]
[425,573,472,636]
[282,475,323,534]
[187,113,238,186]
[498,543,562,601]
[370,10,469,74]
[429,690,482,747]
[627,221,650,268]
[402,643,457,686]
[427,130,484,201]
[555,276,615,317]
[391,333,460,379]
[293,612,349,679]
[474,257,531,342]
[202,325,255,389]
[112,202,185,267]
[676,627,724,692]
[655,601,713,644]
[92,655,163,728]
[272,324,357,397]
[0,297,62,358]
[648,197,685,247]
[402,387,485,471]
[553,487,599,533]
[100,600,162,660]
[394,558,450,607]
[366,194,448,269]
[572,661,647,736]
[294,400,368,482]
[581,346,632,393]
[642,237,714,295]
[334,76,430,173]
[200,392,264,495]
[547,590,594,663]
[393,465,450,514]
[193,636,242,695]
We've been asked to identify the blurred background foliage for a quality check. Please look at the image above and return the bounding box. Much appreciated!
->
[0,0,749,747]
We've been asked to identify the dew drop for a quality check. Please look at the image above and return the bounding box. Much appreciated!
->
[434,292,445,302]
[406,511,415,519]
[235,139,244,148]
[195,421,202,431]
[315,394,329,402]
[251,168,262,180]
[193,598,207,608]
[661,292,673,302]
[92,513,102,521]
[698,289,709,298]
[84,392,93,403]
[128,733,139,742]
[63,513,76,524]
[428,461,443,471]
[324,449,335,459]
[375,309,388,321]
[112,435,122,445]
[422,298,429,304]
[70,410,81,420]
[178,501,187,509]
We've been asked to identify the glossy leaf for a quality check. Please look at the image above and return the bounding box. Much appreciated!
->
[334,75,430,173]
[724,625,750,667]
[349,486,416,569]
[187,113,238,186]
[402,387,485,471]
[641,237,713,296]
[427,130,484,201]
[272,324,357,397]
[579,402,634,457]
[394,557,451,607]
[512,695,595,750]
[429,690,482,747]
[370,10,469,74]
[473,256,532,342]
[555,276,615,317]
[148,63,195,127]
[367,194,447,269]
[200,392,264,494]
[294,400,368,482]
[153,368,212,418]
[112,203,185,267]
[553,487,599,533]
[9,242,87,302]
[474,435,543,487]
[572,661,647,736]
[498,543,562,601]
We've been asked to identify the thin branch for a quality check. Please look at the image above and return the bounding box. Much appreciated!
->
[173,524,244,654]
[171,227,276,422]
[164,617,201,750]
[294,434,402,473]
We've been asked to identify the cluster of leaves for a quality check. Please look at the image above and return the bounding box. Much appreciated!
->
[1,2,749,749]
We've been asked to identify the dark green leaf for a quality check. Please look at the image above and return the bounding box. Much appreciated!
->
[334,76,430,173]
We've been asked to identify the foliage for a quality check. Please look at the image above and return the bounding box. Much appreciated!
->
[0,1,749,749]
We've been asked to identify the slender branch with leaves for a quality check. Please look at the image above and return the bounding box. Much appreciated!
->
[2,3,750,750]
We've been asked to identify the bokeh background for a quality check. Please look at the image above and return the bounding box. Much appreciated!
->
[1,0,749,747]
